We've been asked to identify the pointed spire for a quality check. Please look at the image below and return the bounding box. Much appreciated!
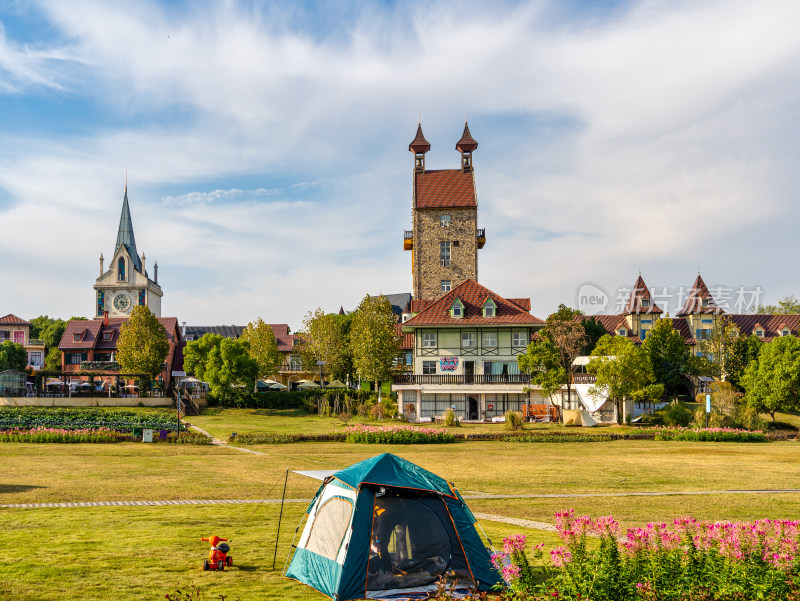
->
[623,274,663,314]
[455,121,478,152]
[409,123,431,154]
[115,184,142,273]
[678,273,723,316]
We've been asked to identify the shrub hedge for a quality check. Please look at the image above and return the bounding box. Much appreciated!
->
[0,427,129,443]
[209,389,395,410]
[0,407,181,431]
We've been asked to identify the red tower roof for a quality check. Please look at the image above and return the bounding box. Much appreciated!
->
[409,123,431,154]
[455,121,478,152]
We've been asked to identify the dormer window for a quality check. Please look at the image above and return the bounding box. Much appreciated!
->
[641,299,650,309]
[702,298,710,307]
[482,298,496,318]
[619,328,627,336]
[782,328,791,337]
[102,331,113,341]
[292,338,303,346]
[755,329,764,338]
[118,257,126,281]
[73,330,85,342]
[450,299,464,318]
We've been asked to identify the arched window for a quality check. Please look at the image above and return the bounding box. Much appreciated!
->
[118,257,126,281]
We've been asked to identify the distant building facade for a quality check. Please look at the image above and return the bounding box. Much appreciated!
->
[0,314,46,370]
[94,185,163,318]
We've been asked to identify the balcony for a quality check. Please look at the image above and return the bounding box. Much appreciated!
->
[393,374,531,385]
[26,339,45,347]
[81,361,121,371]
[477,228,486,249]
[403,230,413,251]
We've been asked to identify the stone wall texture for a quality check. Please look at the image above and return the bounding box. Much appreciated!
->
[413,207,478,300]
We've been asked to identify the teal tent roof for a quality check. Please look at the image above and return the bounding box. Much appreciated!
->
[332,453,455,497]
[115,188,142,273]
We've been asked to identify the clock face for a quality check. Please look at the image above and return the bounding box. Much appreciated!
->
[113,294,131,312]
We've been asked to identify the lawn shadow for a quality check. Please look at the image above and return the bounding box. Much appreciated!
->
[0,484,48,494]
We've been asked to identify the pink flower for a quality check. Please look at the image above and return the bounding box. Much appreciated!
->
[550,546,572,568]
[503,534,527,554]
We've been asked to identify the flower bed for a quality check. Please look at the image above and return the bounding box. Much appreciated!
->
[0,427,128,443]
[475,510,800,601]
[0,407,181,432]
[345,424,456,444]
[640,426,767,442]
[229,432,347,444]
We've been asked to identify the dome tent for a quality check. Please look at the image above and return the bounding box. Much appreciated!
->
[285,453,500,600]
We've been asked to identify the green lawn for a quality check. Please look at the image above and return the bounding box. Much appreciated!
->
[2,407,799,600]
[188,407,633,440]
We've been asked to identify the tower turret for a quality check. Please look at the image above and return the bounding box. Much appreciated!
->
[456,121,478,172]
[409,123,431,172]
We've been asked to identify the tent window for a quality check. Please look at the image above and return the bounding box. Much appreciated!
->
[368,496,452,591]
[305,497,353,561]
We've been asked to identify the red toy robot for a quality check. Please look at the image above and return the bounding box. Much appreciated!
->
[201,535,233,571]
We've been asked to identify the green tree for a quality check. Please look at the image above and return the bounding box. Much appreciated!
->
[0,341,27,371]
[697,315,741,380]
[300,309,350,383]
[28,316,68,351]
[183,334,259,401]
[759,295,800,315]
[518,335,565,404]
[726,335,763,391]
[741,336,800,422]
[641,317,693,395]
[581,316,607,355]
[588,335,655,424]
[44,348,62,371]
[116,306,170,383]
[240,318,282,388]
[350,295,401,390]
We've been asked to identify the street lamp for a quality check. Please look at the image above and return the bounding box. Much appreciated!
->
[316,360,326,389]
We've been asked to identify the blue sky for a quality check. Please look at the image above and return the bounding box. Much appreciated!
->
[1,0,799,328]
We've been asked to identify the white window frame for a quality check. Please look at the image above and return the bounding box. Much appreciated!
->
[482,331,497,347]
[440,241,450,267]
[440,215,451,228]
[512,332,527,347]
[461,332,477,348]
[641,299,650,308]
[422,332,437,348]
[441,280,451,292]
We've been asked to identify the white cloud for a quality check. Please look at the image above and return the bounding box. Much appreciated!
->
[1,0,799,326]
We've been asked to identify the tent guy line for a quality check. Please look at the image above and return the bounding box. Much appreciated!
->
[4,488,799,509]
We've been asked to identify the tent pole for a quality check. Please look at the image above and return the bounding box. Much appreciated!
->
[273,468,289,570]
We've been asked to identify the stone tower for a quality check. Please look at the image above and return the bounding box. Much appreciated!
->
[93,184,163,318]
[404,122,485,300]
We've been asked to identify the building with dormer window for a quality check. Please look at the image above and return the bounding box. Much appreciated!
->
[394,279,544,421]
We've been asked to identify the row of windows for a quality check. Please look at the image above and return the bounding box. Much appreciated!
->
[421,360,521,375]
[422,331,527,348]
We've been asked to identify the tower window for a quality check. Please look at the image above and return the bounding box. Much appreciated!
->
[441,280,451,292]
[641,299,650,309]
[702,298,710,307]
[440,215,451,228]
[118,257,126,281]
[440,241,450,267]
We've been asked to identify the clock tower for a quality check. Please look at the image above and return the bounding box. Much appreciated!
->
[93,184,163,317]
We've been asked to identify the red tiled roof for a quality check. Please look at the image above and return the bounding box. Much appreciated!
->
[59,317,179,351]
[414,169,476,209]
[394,324,414,350]
[410,299,434,313]
[507,298,531,311]
[403,280,544,327]
[266,324,294,352]
[677,275,724,316]
[728,314,800,342]
[623,275,663,314]
[0,314,30,326]
[668,318,696,344]
[409,123,431,154]
[455,122,478,153]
